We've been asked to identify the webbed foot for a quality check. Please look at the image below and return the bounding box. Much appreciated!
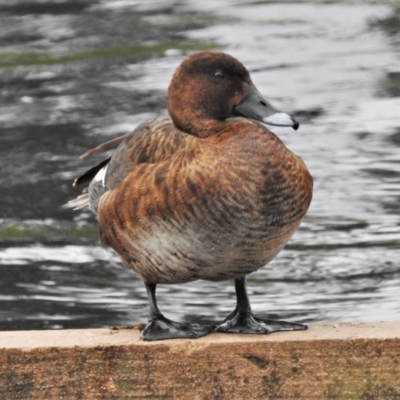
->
[141,314,215,341]
[216,310,307,334]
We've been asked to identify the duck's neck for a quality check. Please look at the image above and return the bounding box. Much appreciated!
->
[169,109,226,138]
[178,119,225,138]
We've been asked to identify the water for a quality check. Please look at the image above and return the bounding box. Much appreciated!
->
[1,0,400,331]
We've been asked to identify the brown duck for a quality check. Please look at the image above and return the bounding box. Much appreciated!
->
[72,51,313,341]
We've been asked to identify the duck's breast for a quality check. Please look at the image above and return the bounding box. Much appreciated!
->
[98,120,312,284]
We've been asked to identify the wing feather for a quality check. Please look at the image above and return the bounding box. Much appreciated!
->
[71,116,190,211]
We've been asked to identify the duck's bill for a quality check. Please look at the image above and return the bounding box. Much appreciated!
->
[234,83,299,130]
[262,112,299,130]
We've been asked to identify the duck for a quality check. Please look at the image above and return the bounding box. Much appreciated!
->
[72,51,313,341]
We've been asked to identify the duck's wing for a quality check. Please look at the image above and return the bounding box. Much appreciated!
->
[80,135,129,159]
[71,116,188,212]
[73,157,112,188]
[72,135,128,189]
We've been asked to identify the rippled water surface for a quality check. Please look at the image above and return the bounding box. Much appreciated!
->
[1,0,400,330]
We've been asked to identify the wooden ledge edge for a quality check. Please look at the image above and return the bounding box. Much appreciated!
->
[1,321,400,399]
[1,321,400,350]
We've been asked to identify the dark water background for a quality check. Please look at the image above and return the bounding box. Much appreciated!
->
[1,0,400,331]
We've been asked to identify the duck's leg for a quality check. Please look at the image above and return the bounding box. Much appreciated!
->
[216,277,307,334]
[141,282,215,341]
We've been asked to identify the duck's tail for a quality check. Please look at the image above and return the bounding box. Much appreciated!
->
[64,189,90,210]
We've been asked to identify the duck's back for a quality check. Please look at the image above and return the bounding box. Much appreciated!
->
[96,117,312,284]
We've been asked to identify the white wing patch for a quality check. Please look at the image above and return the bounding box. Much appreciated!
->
[93,164,109,187]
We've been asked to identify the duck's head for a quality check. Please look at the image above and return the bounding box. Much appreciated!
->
[167,51,299,138]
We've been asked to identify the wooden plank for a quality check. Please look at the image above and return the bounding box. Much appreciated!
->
[0,322,399,399]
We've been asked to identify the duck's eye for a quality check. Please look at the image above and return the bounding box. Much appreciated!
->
[214,70,224,79]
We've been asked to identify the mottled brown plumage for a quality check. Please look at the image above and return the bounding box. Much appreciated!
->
[98,117,311,284]
[73,51,313,341]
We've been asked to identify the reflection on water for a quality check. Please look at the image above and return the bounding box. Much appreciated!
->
[0,0,400,331]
